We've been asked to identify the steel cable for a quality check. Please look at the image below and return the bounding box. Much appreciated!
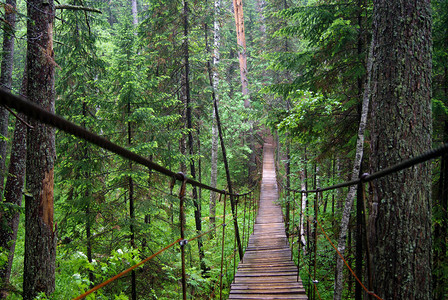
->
[0,87,250,195]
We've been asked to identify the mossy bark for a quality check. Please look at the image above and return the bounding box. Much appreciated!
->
[0,70,27,299]
[23,0,56,299]
[368,0,432,299]
[0,0,17,197]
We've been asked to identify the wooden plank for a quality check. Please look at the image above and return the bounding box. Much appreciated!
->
[229,143,308,300]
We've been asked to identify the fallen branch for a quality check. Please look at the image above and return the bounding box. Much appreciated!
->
[55,5,102,14]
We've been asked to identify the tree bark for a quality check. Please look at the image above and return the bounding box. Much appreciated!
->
[285,139,290,239]
[131,0,138,25]
[23,1,56,298]
[209,0,221,229]
[0,0,17,197]
[232,0,250,108]
[434,136,448,299]
[368,1,432,299]
[334,33,373,300]
[0,70,26,299]
[299,154,307,251]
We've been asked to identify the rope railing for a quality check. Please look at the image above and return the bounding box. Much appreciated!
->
[276,143,448,300]
[0,87,252,196]
[0,88,260,297]
[280,142,448,194]
[314,215,383,300]
[70,187,256,299]
[299,255,322,300]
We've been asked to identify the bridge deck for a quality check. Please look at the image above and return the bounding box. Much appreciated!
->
[229,143,307,299]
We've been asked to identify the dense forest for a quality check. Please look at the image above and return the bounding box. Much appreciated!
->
[0,0,445,299]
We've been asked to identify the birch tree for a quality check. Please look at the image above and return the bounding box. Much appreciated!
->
[209,0,221,228]
[334,40,373,300]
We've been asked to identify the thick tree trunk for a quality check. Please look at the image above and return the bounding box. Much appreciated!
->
[0,0,17,197]
[209,0,221,229]
[0,70,26,299]
[368,1,432,299]
[433,68,448,299]
[23,1,56,298]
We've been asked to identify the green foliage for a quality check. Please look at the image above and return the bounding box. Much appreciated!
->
[277,90,341,142]
[263,0,371,156]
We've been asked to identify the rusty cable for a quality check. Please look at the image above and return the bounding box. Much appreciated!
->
[314,217,383,300]
[299,255,322,300]
[72,238,182,300]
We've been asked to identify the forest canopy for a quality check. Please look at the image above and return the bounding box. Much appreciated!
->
[0,0,445,299]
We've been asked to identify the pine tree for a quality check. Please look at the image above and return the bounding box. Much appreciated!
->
[23,0,57,298]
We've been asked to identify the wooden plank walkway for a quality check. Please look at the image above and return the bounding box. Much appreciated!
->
[229,143,308,300]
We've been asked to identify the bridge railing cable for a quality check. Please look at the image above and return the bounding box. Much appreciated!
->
[280,142,448,194]
[0,88,260,298]
[70,185,255,299]
[0,87,253,196]
[276,143,448,300]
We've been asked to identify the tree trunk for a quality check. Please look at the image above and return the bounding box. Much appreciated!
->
[255,0,266,35]
[209,0,221,230]
[0,70,26,299]
[127,101,136,300]
[434,135,448,299]
[232,0,250,108]
[0,0,17,197]
[23,1,56,298]
[183,0,205,272]
[131,0,138,25]
[334,30,373,300]
[299,155,307,251]
[433,68,448,299]
[368,1,432,299]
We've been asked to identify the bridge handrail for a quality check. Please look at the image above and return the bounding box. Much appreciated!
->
[0,87,259,298]
[0,87,256,196]
[280,142,448,194]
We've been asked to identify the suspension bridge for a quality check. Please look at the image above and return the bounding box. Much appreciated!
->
[1,88,447,299]
[228,143,307,299]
